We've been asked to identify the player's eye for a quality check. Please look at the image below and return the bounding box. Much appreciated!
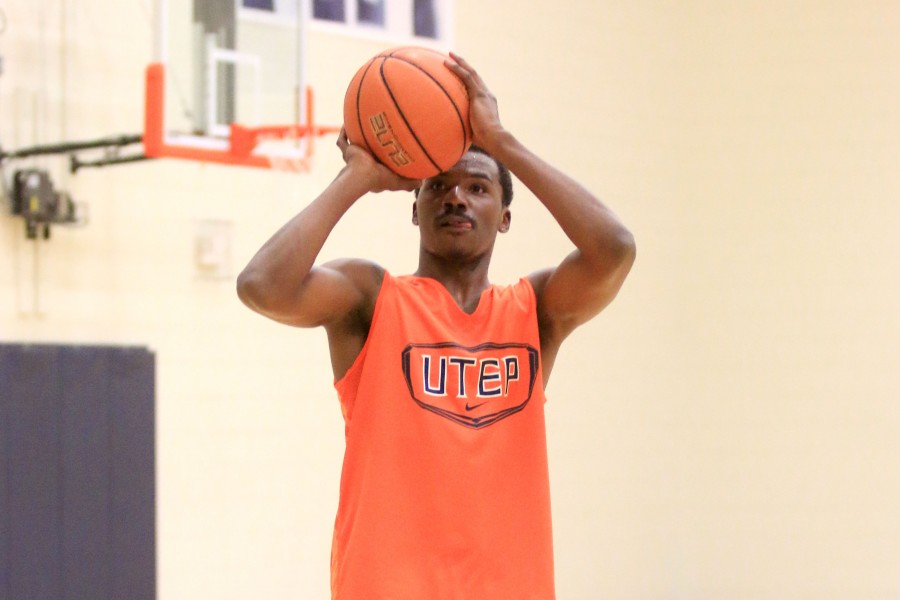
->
[429,180,446,191]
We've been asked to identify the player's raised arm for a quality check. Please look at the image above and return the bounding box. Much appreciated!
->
[236,131,419,329]
[446,53,636,355]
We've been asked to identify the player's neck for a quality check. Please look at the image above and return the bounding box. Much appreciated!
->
[414,254,492,314]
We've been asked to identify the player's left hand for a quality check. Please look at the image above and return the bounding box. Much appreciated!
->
[445,52,505,151]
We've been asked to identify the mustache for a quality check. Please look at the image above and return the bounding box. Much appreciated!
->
[436,210,475,226]
[437,205,473,219]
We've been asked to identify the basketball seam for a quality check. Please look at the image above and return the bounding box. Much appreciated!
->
[378,58,443,174]
[385,47,445,58]
[384,54,470,162]
[354,58,379,157]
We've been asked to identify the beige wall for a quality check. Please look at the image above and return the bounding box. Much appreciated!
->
[2,1,898,598]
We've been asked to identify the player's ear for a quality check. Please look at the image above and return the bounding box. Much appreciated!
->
[499,208,511,233]
[412,200,419,226]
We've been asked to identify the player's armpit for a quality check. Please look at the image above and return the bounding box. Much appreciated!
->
[530,237,635,344]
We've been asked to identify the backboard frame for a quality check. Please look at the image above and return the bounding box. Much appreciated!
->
[145,0,339,172]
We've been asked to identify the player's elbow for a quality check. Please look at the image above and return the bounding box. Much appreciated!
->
[236,265,288,316]
[599,225,636,273]
[618,227,637,266]
[236,267,264,312]
[237,266,322,327]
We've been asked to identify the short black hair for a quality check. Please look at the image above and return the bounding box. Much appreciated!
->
[413,146,514,207]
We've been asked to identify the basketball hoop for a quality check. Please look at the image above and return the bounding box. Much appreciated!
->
[143,63,340,173]
[258,129,313,173]
[267,154,313,173]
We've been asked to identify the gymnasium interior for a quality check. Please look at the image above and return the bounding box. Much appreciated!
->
[1,1,898,598]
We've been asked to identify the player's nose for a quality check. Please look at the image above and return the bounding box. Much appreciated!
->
[442,184,468,208]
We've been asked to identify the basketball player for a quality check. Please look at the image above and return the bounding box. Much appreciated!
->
[237,53,635,599]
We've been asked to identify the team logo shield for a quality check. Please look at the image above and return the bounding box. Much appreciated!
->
[401,342,539,429]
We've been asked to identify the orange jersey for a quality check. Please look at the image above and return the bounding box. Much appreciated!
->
[331,273,555,599]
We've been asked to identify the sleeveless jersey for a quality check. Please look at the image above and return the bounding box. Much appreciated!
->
[331,273,555,600]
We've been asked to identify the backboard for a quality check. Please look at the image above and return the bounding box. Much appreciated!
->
[146,0,340,172]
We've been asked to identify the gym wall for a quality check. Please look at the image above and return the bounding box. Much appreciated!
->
[1,1,898,598]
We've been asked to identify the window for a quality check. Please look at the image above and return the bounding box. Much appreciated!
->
[414,0,436,38]
[243,0,274,9]
[240,0,449,43]
[312,0,344,21]
[356,0,385,27]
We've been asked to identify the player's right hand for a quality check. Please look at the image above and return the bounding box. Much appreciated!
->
[337,128,420,194]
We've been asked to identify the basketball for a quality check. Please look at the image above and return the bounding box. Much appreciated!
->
[343,46,472,179]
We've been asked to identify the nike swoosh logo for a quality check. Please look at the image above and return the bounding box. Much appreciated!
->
[465,401,487,411]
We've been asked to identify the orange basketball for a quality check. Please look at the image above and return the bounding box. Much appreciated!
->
[343,46,472,179]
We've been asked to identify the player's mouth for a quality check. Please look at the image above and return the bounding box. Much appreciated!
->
[439,216,474,231]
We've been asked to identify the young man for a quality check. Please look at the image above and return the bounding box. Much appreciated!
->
[237,53,635,599]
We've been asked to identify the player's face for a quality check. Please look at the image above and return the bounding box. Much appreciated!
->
[413,152,510,261]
